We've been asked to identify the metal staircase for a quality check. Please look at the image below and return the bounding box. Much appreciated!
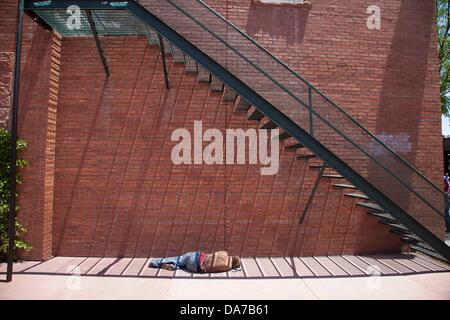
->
[24,0,450,261]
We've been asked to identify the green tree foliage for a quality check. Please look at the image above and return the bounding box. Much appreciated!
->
[0,128,31,261]
[437,0,450,116]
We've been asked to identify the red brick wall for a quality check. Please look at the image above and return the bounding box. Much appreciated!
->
[50,34,401,258]
[1,0,443,259]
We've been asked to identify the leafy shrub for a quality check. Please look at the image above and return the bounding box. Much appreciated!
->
[0,128,31,261]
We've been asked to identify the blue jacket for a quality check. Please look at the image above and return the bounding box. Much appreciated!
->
[149,251,200,272]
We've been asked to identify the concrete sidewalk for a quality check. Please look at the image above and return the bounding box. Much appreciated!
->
[2,253,449,279]
[1,272,450,299]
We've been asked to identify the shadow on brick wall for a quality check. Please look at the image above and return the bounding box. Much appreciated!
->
[376,1,433,163]
[372,1,438,235]
[245,2,310,46]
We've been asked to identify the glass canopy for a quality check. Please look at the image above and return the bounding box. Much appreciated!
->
[35,9,150,36]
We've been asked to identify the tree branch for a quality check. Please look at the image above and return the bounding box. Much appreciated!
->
[438,0,450,51]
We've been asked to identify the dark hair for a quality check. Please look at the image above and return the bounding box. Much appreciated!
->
[232,256,241,269]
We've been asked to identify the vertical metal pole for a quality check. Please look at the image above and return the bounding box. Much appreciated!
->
[299,163,326,224]
[6,0,25,283]
[157,34,170,89]
[308,86,313,137]
[85,10,110,77]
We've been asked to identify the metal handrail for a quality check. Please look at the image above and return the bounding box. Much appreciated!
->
[192,0,446,198]
[162,0,444,217]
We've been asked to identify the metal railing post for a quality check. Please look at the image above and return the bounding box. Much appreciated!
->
[157,34,170,89]
[308,86,313,137]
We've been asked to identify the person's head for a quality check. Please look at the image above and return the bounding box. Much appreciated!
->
[231,256,241,269]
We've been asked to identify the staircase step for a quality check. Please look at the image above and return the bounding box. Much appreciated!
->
[223,86,237,101]
[197,67,210,82]
[284,137,297,145]
[210,76,224,92]
[296,154,317,160]
[410,241,435,252]
[259,118,277,130]
[411,245,447,262]
[399,232,421,242]
[309,164,330,169]
[322,174,344,179]
[355,202,383,211]
[345,193,370,200]
[185,57,198,73]
[400,235,421,244]
[170,45,185,64]
[278,131,291,141]
[333,183,357,189]
[367,211,397,223]
[247,106,264,121]
[390,228,416,238]
[285,142,305,151]
[234,97,251,112]
[378,220,411,234]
